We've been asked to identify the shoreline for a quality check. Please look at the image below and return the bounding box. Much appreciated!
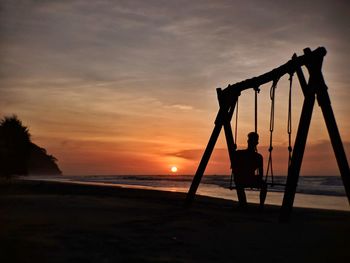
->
[1,179,350,262]
[21,176,350,212]
[3,178,350,221]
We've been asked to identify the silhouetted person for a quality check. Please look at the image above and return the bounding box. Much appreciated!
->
[232,132,267,208]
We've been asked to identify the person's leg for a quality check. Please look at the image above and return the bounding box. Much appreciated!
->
[259,182,267,208]
[236,186,247,207]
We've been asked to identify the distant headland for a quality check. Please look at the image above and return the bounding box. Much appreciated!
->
[0,115,61,177]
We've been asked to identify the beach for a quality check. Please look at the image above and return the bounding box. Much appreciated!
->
[1,180,349,263]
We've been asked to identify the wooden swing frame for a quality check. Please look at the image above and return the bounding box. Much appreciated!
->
[185,47,350,222]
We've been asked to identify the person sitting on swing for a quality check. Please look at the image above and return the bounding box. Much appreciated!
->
[232,132,267,208]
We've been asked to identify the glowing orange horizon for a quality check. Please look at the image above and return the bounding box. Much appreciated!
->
[1,2,349,176]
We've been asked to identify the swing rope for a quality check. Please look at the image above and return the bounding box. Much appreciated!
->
[234,98,239,149]
[254,86,260,134]
[265,78,279,185]
[229,98,239,190]
[287,73,294,166]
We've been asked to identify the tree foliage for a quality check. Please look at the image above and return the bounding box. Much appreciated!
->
[0,115,61,177]
[0,115,30,176]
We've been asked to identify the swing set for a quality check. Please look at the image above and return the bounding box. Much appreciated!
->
[185,47,350,222]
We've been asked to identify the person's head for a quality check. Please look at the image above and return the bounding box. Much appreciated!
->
[247,132,259,149]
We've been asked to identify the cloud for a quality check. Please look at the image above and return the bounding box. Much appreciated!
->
[167,149,203,161]
[169,140,350,175]
[166,104,193,111]
[1,0,349,174]
[2,0,349,93]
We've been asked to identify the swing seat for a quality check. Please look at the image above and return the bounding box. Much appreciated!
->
[234,174,264,189]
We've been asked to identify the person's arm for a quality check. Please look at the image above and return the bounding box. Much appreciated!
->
[258,154,264,181]
[231,154,236,173]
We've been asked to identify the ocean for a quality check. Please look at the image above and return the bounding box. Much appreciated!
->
[26,175,350,211]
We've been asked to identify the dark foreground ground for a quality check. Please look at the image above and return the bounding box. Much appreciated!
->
[0,180,349,263]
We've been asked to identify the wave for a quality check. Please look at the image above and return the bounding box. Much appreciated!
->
[60,175,347,197]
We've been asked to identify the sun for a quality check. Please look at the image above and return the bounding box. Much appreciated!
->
[171,166,178,173]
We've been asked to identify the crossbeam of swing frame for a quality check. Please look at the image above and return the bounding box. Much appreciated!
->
[221,47,326,100]
[185,47,350,222]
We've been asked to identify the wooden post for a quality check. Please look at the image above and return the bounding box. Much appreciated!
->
[318,95,350,203]
[280,56,316,222]
[185,89,237,206]
[312,61,350,204]
[185,111,223,206]
[218,89,242,203]
[217,89,238,171]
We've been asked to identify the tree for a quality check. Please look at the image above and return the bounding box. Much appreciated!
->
[0,115,62,177]
[0,115,31,177]
[27,144,62,175]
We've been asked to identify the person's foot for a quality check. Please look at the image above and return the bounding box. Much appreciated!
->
[259,203,264,211]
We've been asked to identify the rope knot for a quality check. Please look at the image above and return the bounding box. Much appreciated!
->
[253,86,260,93]
[289,70,295,80]
[272,78,279,88]
[268,146,273,152]
[288,146,293,152]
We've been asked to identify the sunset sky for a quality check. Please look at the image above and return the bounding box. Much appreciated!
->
[1,0,349,175]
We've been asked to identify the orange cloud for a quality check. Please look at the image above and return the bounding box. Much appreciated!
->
[168,140,350,176]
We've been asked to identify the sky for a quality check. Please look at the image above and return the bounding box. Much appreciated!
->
[1,0,349,175]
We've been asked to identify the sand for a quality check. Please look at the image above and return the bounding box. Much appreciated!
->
[0,180,349,263]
